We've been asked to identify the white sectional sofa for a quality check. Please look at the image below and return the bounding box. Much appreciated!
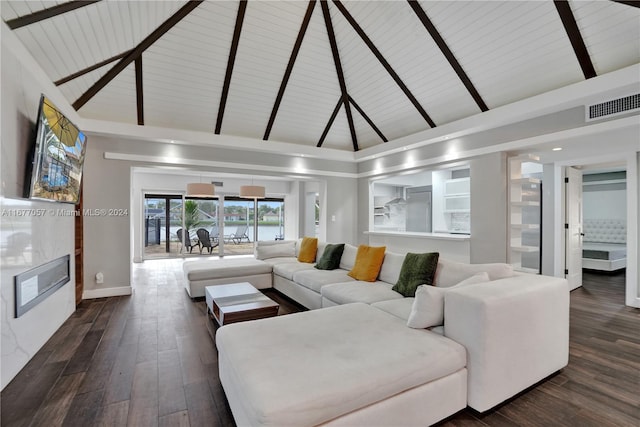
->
[194,239,569,426]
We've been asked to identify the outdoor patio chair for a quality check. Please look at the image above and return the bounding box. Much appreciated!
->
[209,226,219,243]
[197,228,218,254]
[176,228,194,254]
[225,225,250,244]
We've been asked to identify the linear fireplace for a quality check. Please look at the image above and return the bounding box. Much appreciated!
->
[14,254,70,317]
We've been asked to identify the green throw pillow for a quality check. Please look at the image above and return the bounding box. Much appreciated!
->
[315,244,345,270]
[392,252,440,297]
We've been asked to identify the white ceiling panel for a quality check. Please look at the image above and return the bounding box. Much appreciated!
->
[422,1,584,109]
[3,1,638,152]
[222,1,309,139]
[329,2,430,142]
[321,108,352,151]
[142,1,238,133]
[337,1,480,126]
[269,7,346,148]
[79,64,136,125]
[571,0,640,75]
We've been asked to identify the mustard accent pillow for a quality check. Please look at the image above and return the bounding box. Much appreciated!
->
[297,237,318,263]
[348,245,386,282]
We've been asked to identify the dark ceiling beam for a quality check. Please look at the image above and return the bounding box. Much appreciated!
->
[610,0,640,8]
[73,1,203,110]
[318,97,343,147]
[264,0,317,141]
[5,0,101,30]
[55,49,133,86]
[554,0,597,79]
[135,56,144,125]
[407,0,488,112]
[321,0,359,151]
[215,0,248,135]
[332,0,436,128]
[348,95,387,142]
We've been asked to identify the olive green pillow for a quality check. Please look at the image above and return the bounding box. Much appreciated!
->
[315,244,345,270]
[392,252,440,297]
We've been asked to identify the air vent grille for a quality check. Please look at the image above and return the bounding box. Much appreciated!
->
[586,93,640,121]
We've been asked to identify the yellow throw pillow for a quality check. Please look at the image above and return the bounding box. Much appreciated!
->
[297,237,318,263]
[348,245,386,282]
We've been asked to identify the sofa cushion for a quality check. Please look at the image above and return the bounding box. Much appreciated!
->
[315,243,345,270]
[371,298,414,321]
[377,252,405,284]
[183,258,272,281]
[435,258,513,288]
[392,252,439,297]
[408,272,490,328]
[261,256,298,266]
[321,281,403,305]
[256,241,296,260]
[348,245,386,282]
[339,244,358,271]
[298,237,318,263]
[273,261,316,281]
[216,303,466,427]
[293,269,354,293]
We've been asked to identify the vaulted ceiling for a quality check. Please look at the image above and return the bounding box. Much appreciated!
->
[2,1,639,152]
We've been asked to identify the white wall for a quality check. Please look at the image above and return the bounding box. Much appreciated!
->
[1,34,75,389]
[583,189,626,220]
[469,152,508,263]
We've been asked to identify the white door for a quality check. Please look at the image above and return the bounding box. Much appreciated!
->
[565,167,583,290]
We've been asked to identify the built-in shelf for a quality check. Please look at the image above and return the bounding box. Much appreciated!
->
[511,177,541,185]
[510,245,540,253]
[511,201,540,207]
[511,224,540,230]
[508,155,542,274]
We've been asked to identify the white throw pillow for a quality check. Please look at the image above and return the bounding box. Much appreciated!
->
[407,272,490,329]
[255,241,296,260]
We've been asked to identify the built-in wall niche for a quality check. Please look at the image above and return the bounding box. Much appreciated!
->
[370,166,470,234]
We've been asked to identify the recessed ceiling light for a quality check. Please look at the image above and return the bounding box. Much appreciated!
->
[300,154,305,157]
[552,147,562,151]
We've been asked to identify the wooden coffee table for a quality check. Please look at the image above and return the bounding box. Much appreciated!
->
[205,282,279,327]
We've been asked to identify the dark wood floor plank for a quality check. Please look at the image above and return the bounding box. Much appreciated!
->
[159,410,191,427]
[46,323,91,364]
[184,381,221,427]
[63,330,105,375]
[158,349,188,417]
[90,297,119,332]
[76,337,120,395]
[102,342,138,405]
[62,389,105,426]
[126,359,159,427]
[30,372,85,427]
[94,400,129,426]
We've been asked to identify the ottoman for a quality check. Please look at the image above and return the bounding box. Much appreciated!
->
[183,258,273,298]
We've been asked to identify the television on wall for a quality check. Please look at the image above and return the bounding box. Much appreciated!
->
[25,95,87,204]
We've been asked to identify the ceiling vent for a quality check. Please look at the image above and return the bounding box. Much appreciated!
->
[585,93,640,122]
[212,181,223,187]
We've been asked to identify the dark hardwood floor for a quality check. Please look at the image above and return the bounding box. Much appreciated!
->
[1,261,638,427]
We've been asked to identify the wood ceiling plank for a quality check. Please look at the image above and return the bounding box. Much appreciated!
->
[348,95,387,143]
[332,0,436,128]
[72,0,203,111]
[135,56,144,125]
[55,50,133,86]
[215,0,248,134]
[321,0,358,151]
[554,0,597,79]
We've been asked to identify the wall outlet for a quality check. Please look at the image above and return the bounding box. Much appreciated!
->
[96,272,104,284]
[331,215,336,222]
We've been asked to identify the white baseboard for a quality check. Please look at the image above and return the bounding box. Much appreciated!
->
[82,286,132,299]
